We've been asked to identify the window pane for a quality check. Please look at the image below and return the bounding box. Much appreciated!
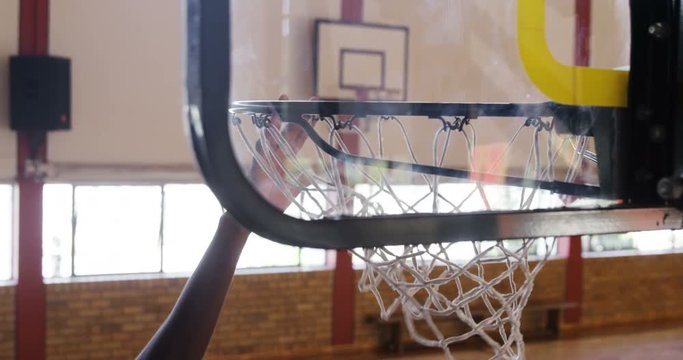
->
[673,230,683,248]
[584,230,679,254]
[633,230,674,252]
[0,185,13,281]
[238,235,301,268]
[237,189,327,269]
[43,184,74,278]
[300,247,326,268]
[162,184,223,273]
[73,186,162,275]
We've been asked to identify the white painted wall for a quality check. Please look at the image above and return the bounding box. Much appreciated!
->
[546,0,576,66]
[362,0,569,103]
[0,0,19,181]
[357,0,581,173]
[232,0,340,101]
[46,0,339,181]
[48,0,189,179]
[591,0,630,69]
[42,0,624,181]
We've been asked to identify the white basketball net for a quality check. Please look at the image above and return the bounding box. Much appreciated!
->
[230,108,591,359]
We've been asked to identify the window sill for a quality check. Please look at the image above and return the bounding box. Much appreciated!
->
[43,265,332,284]
[235,265,331,276]
[44,271,188,284]
[0,280,17,287]
[583,248,683,259]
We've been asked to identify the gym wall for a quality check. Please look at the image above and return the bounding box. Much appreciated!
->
[0,286,14,359]
[591,0,631,69]
[47,0,192,181]
[40,0,626,179]
[3,255,683,359]
[232,0,341,101]
[0,0,19,181]
[43,0,341,182]
[0,0,630,182]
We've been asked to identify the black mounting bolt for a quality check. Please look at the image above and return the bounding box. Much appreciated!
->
[657,177,683,200]
[648,22,669,39]
[635,168,655,183]
[635,106,652,121]
[649,125,666,143]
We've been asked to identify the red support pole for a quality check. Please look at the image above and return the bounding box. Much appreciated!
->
[329,130,358,345]
[564,236,583,323]
[330,251,355,345]
[327,0,364,346]
[341,0,363,23]
[575,0,591,67]
[16,0,49,359]
[563,0,591,324]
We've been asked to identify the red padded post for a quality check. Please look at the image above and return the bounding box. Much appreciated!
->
[575,0,592,67]
[16,1,49,359]
[563,0,592,324]
[328,0,365,346]
[329,131,359,345]
[341,0,363,23]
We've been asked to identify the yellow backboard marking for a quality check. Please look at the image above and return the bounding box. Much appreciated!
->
[518,0,629,107]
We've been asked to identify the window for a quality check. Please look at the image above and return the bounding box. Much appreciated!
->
[0,185,13,281]
[42,183,327,277]
[73,186,162,275]
[238,193,327,269]
[43,184,73,278]
[583,230,683,254]
[161,184,222,273]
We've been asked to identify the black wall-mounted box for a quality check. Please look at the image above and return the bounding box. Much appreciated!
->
[10,55,71,131]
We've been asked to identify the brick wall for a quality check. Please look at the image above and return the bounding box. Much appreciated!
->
[0,285,14,360]
[46,277,181,359]
[45,270,332,360]
[582,253,683,328]
[2,253,683,358]
[207,270,332,357]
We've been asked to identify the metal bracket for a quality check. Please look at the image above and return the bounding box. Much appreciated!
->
[23,159,50,181]
[627,1,681,205]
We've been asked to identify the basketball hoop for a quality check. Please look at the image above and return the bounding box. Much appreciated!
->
[228,100,591,358]
[181,1,683,357]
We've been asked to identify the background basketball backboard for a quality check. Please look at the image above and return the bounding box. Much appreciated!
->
[315,20,408,100]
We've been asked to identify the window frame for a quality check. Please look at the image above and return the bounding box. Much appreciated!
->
[32,181,683,279]
[42,181,328,279]
[0,183,16,282]
[582,230,683,258]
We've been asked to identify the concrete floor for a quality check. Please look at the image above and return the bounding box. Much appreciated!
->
[385,326,683,360]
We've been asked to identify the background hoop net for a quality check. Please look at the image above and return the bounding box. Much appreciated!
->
[230,103,592,359]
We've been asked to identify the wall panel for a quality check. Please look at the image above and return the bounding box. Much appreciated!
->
[0,286,15,360]
[0,0,19,181]
[45,271,332,359]
[582,253,683,327]
[591,0,630,69]
[47,0,340,181]
[48,0,190,179]
[231,0,340,101]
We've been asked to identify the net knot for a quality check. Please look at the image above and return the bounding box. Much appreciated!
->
[524,117,553,132]
[230,113,242,125]
[332,116,356,130]
[251,113,273,128]
[440,116,471,132]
